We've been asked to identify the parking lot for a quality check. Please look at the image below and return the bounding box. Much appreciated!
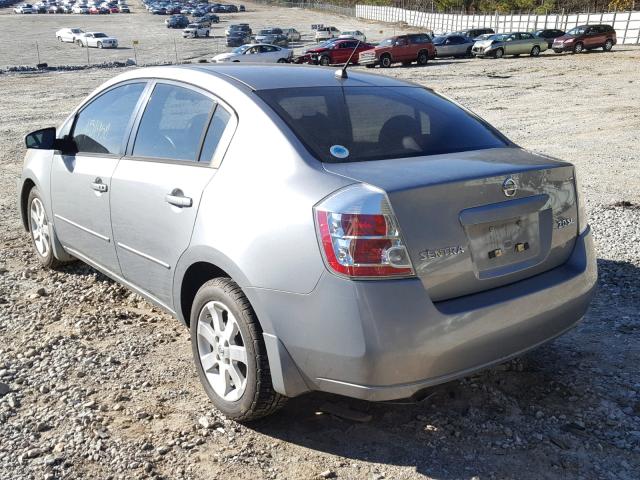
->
[0,2,639,479]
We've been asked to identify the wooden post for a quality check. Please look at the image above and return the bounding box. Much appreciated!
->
[622,11,631,45]
[35,41,41,65]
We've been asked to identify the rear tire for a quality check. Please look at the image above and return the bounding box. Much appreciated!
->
[530,45,541,57]
[603,39,613,51]
[380,53,392,68]
[277,58,287,63]
[416,50,429,65]
[27,187,62,269]
[573,42,584,54]
[57,36,62,42]
[190,278,286,422]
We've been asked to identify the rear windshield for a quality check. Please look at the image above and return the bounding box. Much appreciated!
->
[257,86,508,163]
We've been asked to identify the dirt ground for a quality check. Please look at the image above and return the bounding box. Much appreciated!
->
[0,2,639,480]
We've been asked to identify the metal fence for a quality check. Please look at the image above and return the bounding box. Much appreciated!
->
[355,5,640,44]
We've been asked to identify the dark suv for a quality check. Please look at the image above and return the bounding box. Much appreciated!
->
[552,24,616,53]
[455,28,495,39]
[533,29,565,48]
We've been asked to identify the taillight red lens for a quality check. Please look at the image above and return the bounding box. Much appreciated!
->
[350,238,391,264]
[340,214,387,237]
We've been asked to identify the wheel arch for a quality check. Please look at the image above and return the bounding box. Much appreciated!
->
[19,177,37,231]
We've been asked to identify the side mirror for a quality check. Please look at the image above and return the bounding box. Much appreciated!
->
[25,127,57,150]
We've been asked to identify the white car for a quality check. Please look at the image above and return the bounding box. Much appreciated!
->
[72,4,89,13]
[56,28,85,43]
[315,26,340,43]
[77,32,118,48]
[14,3,34,13]
[183,24,210,38]
[339,30,366,43]
[211,44,292,63]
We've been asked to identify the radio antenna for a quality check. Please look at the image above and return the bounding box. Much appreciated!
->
[335,40,361,79]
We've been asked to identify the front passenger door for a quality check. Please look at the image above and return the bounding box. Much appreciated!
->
[110,82,236,308]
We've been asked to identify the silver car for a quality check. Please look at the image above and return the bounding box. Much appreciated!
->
[473,31,548,58]
[432,34,474,57]
[18,65,597,421]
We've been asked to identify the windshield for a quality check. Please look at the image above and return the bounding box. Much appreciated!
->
[432,36,447,44]
[257,87,507,163]
[378,38,394,47]
[567,27,585,36]
[487,34,505,41]
[232,45,250,53]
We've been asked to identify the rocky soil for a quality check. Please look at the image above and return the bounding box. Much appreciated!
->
[1,3,639,480]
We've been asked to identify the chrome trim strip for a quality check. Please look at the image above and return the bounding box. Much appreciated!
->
[63,246,176,315]
[117,242,171,269]
[54,214,110,242]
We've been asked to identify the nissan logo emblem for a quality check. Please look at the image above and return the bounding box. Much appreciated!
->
[502,177,518,197]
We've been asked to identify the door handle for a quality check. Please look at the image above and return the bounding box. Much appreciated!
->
[91,178,108,193]
[165,189,192,208]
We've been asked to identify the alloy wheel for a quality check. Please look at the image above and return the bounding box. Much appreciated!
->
[30,197,50,258]
[196,300,248,402]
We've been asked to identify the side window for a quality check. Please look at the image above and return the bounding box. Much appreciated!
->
[72,82,145,155]
[521,33,533,40]
[132,83,214,162]
[199,106,231,163]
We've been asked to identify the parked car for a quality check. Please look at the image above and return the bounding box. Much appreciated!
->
[72,4,88,12]
[19,64,596,421]
[226,32,250,47]
[532,29,565,49]
[13,3,34,13]
[165,14,189,28]
[33,3,47,13]
[453,27,495,39]
[76,32,118,48]
[200,13,219,24]
[119,4,129,12]
[238,4,244,11]
[552,24,616,53]
[472,32,547,58]
[47,4,63,13]
[255,28,287,46]
[225,23,251,37]
[315,26,340,42]
[432,34,474,58]
[358,33,435,68]
[183,23,210,38]
[282,28,301,42]
[212,43,292,63]
[339,30,366,42]
[306,38,373,66]
[56,27,85,43]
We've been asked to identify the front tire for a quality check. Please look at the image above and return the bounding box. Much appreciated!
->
[319,55,330,66]
[277,58,287,63]
[530,45,541,57]
[494,48,504,59]
[97,41,103,48]
[573,42,584,54]
[190,278,286,422]
[27,188,61,268]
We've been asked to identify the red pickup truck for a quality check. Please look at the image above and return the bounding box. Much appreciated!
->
[358,33,436,68]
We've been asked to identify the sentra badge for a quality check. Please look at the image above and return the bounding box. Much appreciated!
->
[419,246,465,261]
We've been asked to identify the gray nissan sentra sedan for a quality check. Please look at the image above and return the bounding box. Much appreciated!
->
[18,65,597,421]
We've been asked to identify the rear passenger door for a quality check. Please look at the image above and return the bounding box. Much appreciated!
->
[110,81,236,308]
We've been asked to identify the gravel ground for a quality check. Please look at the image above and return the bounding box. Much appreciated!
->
[1,3,639,480]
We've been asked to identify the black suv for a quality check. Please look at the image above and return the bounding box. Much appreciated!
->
[533,29,565,48]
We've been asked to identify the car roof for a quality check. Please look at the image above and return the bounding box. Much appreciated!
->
[175,64,421,91]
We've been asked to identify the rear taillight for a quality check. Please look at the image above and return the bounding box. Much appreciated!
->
[314,184,414,279]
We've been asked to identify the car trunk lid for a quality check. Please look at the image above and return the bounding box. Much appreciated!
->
[323,147,579,301]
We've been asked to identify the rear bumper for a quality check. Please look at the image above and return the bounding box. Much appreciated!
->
[251,226,597,401]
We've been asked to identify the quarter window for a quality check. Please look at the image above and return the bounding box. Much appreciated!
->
[72,82,145,155]
[132,84,214,162]
[199,106,231,163]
